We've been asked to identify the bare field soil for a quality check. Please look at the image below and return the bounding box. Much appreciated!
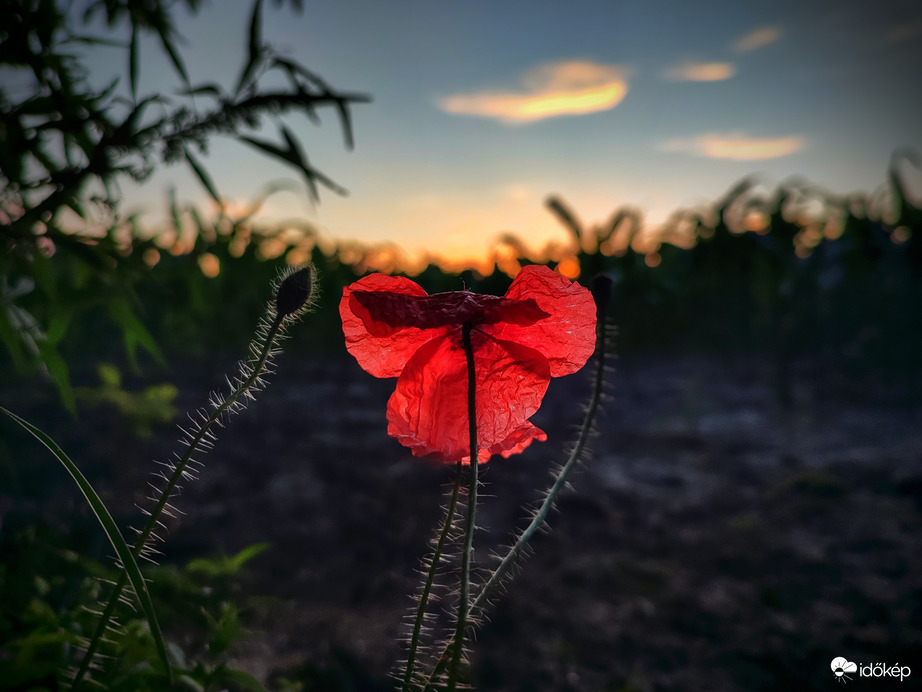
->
[6,354,922,691]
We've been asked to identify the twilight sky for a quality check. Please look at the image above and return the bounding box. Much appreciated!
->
[82,0,922,265]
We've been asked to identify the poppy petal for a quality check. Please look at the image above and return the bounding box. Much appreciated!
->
[492,265,597,377]
[386,330,551,463]
[340,274,446,378]
[490,421,547,459]
[351,290,549,332]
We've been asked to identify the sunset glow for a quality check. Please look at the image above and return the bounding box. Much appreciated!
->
[85,1,920,266]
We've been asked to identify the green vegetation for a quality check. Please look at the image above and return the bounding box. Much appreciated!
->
[0,522,271,691]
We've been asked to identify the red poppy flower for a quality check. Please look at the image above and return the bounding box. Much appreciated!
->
[340,265,597,463]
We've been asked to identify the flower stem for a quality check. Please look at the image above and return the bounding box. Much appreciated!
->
[447,322,479,691]
[401,466,463,691]
[421,310,609,689]
[73,315,285,689]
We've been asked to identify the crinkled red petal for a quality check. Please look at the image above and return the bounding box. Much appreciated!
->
[491,421,547,460]
[340,274,445,378]
[386,330,551,463]
[350,290,549,332]
[490,264,598,377]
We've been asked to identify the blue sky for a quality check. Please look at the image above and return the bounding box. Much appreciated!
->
[83,0,922,265]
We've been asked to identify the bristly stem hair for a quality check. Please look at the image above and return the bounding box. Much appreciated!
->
[400,467,463,691]
[71,265,316,689]
[420,274,613,689]
[445,321,481,691]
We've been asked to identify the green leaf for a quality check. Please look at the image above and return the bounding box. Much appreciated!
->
[279,125,347,199]
[177,83,223,98]
[187,543,269,578]
[98,362,122,387]
[0,300,27,369]
[333,97,355,150]
[36,341,76,414]
[0,406,174,687]
[235,0,264,95]
[156,24,190,86]
[168,187,182,234]
[129,25,139,100]
[61,33,125,48]
[207,602,241,656]
[45,311,73,346]
[184,147,221,205]
[230,542,270,571]
[107,298,165,369]
[30,252,57,301]
[237,133,292,164]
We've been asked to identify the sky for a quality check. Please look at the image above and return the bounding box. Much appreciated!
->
[79,0,922,266]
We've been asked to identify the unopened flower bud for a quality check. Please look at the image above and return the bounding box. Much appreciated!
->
[275,264,315,318]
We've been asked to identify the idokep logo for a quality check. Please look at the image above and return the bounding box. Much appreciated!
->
[831,657,912,683]
[831,658,857,683]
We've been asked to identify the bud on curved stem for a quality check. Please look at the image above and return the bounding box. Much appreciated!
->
[72,265,316,689]
[275,264,317,321]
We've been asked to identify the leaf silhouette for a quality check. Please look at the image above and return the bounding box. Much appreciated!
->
[129,24,139,100]
[546,195,583,246]
[184,147,222,205]
[236,0,265,95]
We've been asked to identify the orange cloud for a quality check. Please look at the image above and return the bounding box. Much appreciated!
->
[660,132,805,160]
[439,60,628,123]
[664,61,736,82]
[733,26,782,52]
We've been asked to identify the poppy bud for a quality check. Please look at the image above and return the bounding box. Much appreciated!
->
[275,264,316,318]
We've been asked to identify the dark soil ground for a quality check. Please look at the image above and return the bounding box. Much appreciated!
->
[5,352,922,691]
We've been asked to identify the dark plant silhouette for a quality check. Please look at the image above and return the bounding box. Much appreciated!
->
[0,0,368,409]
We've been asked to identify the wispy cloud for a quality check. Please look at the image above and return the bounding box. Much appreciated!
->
[733,26,782,52]
[664,61,736,82]
[438,60,628,124]
[659,132,805,160]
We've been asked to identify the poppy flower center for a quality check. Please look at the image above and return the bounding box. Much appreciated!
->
[350,289,550,337]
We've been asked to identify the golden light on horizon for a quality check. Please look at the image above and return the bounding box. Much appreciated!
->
[892,226,911,244]
[556,255,580,279]
[142,247,161,268]
[198,252,220,277]
[744,211,769,232]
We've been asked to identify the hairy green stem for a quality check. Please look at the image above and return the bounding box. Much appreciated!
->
[447,322,479,691]
[423,316,608,689]
[73,315,284,689]
[402,466,463,691]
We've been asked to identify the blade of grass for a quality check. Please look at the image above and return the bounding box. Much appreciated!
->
[0,405,174,686]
